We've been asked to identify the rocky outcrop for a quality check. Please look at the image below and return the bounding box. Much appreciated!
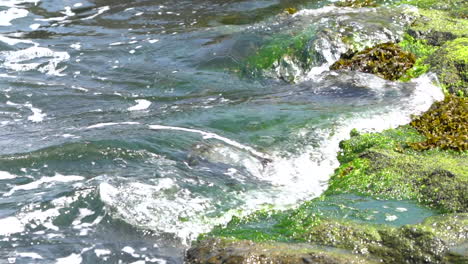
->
[426,38,468,95]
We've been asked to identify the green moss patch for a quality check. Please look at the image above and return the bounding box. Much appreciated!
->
[398,33,437,81]
[330,43,416,80]
[243,29,314,76]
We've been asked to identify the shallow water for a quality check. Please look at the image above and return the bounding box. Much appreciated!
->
[0,0,443,263]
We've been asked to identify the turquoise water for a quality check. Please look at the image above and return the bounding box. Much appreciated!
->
[0,0,443,263]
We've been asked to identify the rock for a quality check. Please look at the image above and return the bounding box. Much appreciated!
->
[407,10,468,46]
[241,6,416,83]
[186,238,378,264]
[426,38,468,95]
[330,43,416,80]
[327,125,468,212]
[302,214,468,263]
[187,214,468,264]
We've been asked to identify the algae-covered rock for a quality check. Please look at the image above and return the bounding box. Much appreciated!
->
[242,6,416,82]
[186,238,377,264]
[425,38,468,95]
[330,43,416,80]
[407,10,468,46]
[188,214,468,263]
[302,214,468,263]
[397,0,468,19]
[327,125,468,212]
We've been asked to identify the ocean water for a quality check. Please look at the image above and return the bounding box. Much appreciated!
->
[0,0,443,263]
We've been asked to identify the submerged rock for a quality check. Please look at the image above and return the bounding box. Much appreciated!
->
[330,43,416,80]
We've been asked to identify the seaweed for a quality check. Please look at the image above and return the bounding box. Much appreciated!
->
[410,95,468,151]
[330,43,416,80]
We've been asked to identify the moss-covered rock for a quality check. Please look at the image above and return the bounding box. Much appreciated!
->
[188,214,468,263]
[326,125,468,213]
[397,0,468,19]
[330,43,416,80]
[425,38,468,95]
[302,214,468,263]
[407,9,468,46]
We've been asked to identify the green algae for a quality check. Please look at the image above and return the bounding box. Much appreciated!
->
[326,125,468,212]
[398,33,437,81]
[242,29,314,79]
[397,0,468,19]
[426,38,468,95]
[407,9,468,46]
[330,43,416,80]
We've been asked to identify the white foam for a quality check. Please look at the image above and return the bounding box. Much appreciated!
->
[16,252,43,259]
[0,35,35,46]
[25,103,46,122]
[29,23,40,30]
[385,215,398,222]
[0,0,40,8]
[56,253,82,264]
[0,7,28,26]
[70,43,81,50]
[0,171,16,180]
[0,46,70,76]
[149,125,271,160]
[121,246,135,254]
[128,99,151,111]
[81,5,109,20]
[94,249,111,257]
[85,121,139,129]
[0,217,24,235]
[103,74,442,244]
[4,173,84,196]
